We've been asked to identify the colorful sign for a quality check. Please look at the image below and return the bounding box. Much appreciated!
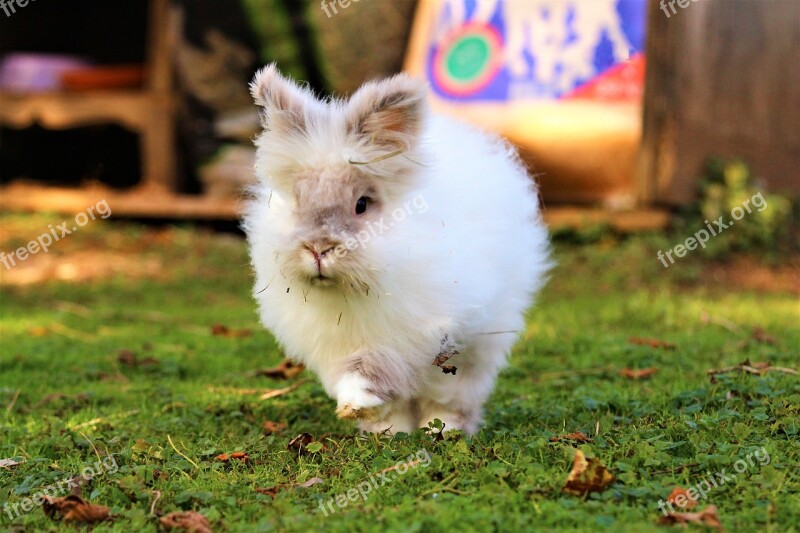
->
[426,0,647,102]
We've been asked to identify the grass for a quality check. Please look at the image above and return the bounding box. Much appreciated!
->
[1,213,798,532]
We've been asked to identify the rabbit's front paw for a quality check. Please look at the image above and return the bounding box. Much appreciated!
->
[334,373,385,421]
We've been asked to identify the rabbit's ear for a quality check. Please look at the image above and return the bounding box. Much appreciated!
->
[346,74,427,151]
[250,63,316,133]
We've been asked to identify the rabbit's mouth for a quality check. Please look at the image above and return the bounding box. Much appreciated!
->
[309,274,335,287]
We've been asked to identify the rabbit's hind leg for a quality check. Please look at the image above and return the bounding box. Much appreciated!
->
[418,334,513,435]
[359,399,419,435]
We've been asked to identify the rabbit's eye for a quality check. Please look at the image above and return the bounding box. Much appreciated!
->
[355,196,369,215]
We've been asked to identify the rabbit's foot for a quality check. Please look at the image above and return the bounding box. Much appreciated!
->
[334,372,385,421]
[336,404,381,421]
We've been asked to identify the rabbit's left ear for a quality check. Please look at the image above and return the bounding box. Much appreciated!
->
[250,63,317,134]
[346,74,427,151]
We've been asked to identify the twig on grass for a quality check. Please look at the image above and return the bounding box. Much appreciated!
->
[5,390,20,415]
[149,490,161,516]
[707,362,798,377]
[259,380,308,400]
[167,435,200,471]
[78,431,103,463]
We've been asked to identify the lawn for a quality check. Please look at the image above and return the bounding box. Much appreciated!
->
[1,213,798,532]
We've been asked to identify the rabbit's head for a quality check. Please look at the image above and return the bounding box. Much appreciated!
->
[249,65,428,292]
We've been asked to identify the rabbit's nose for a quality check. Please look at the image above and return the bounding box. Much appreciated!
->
[303,243,337,264]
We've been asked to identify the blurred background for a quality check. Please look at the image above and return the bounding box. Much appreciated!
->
[0,0,797,281]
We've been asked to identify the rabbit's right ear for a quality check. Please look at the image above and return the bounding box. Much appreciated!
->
[250,63,316,134]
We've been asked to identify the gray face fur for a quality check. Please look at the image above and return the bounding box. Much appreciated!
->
[285,165,384,290]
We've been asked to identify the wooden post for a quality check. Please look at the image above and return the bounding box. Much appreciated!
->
[638,0,800,205]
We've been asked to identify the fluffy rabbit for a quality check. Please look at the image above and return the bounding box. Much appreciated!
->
[244,64,551,435]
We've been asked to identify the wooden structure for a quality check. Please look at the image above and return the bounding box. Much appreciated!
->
[0,0,178,200]
[7,0,796,229]
[638,0,800,204]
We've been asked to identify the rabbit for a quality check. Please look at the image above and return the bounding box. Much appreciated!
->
[243,64,551,435]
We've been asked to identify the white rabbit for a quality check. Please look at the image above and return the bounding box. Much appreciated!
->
[243,64,551,435]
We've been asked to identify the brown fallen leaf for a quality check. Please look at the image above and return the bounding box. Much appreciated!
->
[658,505,722,530]
[211,324,252,338]
[620,367,659,380]
[65,475,90,496]
[253,360,305,379]
[28,326,50,337]
[440,365,457,375]
[262,421,287,435]
[752,327,777,345]
[666,486,698,510]
[117,349,159,367]
[628,337,675,350]
[255,484,286,497]
[433,334,460,367]
[287,433,319,454]
[562,449,615,496]
[550,432,593,443]
[159,510,213,533]
[215,451,250,463]
[42,495,110,524]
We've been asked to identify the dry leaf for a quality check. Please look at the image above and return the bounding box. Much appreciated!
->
[255,484,285,497]
[117,349,159,367]
[211,324,252,338]
[440,365,457,375]
[562,449,615,495]
[258,380,307,400]
[159,510,213,533]
[215,451,249,463]
[287,433,317,454]
[262,421,287,435]
[628,337,675,350]
[0,457,23,469]
[297,477,324,488]
[707,359,797,378]
[666,486,698,509]
[550,432,593,443]
[751,327,777,345]
[658,505,722,530]
[42,495,110,524]
[433,334,460,367]
[254,360,305,379]
[28,326,50,337]
[620,367,659,379]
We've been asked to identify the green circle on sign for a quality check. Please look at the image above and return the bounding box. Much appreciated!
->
[445,35,491,82]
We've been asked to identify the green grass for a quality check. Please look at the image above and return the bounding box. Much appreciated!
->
[1,214,798,532]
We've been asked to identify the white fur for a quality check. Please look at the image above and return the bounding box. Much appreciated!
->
[244,71,551,435]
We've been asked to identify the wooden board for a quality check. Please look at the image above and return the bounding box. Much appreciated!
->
[0,183,668,231]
